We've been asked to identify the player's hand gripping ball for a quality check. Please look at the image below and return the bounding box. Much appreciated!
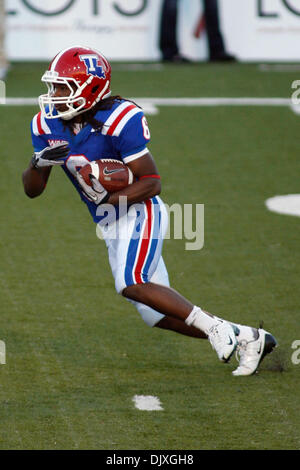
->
[79,159,133,193]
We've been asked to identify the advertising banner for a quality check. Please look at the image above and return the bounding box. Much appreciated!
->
[4,0,300,61]
[5,0,165,61]
[220,0,300,61]
[5,0,206,61]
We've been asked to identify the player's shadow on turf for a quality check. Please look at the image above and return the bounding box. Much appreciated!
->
[260,348,289,373]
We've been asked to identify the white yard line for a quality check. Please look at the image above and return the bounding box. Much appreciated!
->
[135,97,291,106]
[265,194,300,217]
[2,97,291,106]
[3,97,38,105]
[133,395,164,411]
[2,96,297,115]
[258,64,300,72]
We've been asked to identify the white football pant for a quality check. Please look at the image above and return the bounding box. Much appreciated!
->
[99,196,169,326]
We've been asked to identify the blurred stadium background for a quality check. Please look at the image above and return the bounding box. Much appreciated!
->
[0,0,300,451]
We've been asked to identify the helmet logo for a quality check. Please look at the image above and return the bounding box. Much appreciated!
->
[79,54,106,79]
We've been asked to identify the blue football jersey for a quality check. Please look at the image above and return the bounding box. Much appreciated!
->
[30,99,151,223]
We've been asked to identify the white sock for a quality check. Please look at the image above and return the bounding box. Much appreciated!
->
[185,306,219,334]
[185,307,256,341]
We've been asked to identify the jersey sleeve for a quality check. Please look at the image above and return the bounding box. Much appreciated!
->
[118,111,151,164]
[30,111,51,151]
[101,101,151,164]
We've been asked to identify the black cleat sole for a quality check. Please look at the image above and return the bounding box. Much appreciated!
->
[254,331,278,374]
[261,333,278,362]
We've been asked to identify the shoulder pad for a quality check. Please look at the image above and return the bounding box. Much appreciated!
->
[101,101,142,137]
[32,111,52,136]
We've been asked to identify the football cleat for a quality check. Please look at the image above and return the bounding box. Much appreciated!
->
[208,321,239,363]
[232,328,277,376]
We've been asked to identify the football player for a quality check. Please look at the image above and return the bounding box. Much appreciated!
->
[22,46,277,376]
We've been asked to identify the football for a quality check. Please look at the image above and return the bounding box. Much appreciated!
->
[79,159,133,193]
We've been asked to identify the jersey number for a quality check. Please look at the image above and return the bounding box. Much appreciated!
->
[142,116,150,140]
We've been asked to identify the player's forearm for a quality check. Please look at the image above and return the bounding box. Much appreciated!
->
[107,177,161,206]
[22,163,52,198]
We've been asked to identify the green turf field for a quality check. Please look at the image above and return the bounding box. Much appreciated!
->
[0,62,299,450]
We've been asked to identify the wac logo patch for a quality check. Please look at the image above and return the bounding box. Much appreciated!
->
[79,54,106,79]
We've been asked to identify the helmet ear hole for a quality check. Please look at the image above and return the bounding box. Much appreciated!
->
[92,85,99,94]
